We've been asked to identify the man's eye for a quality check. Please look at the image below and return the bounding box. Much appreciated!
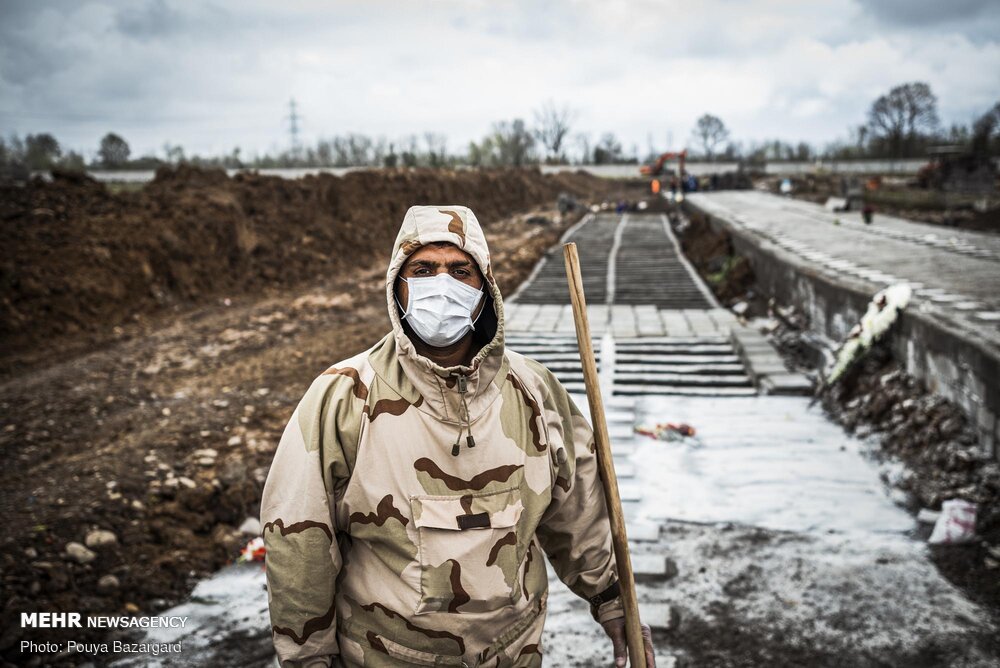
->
[453,269,469,277]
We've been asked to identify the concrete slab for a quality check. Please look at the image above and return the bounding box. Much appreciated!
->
[760,373,814,395]
[633,555,672,578]
[659,311,693,337]
[619,485,642,502]
[683,309,719,336]
[615,462,636,479]
[626,521,661,542]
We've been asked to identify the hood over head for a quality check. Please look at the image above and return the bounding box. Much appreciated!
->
[385,205,505,381]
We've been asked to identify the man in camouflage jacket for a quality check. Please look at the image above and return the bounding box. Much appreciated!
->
[262,205,654,667]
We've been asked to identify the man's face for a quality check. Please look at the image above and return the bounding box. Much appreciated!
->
[396,242,486,318]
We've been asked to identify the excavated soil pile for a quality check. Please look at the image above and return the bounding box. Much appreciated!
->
[0,165,606,372]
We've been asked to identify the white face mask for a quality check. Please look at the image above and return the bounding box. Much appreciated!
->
[397,273,486,348]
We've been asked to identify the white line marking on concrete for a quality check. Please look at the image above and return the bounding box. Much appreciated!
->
[606,213,628,304]
[599,331,615,400]
[660,213,722,309]
[507,212,594,304]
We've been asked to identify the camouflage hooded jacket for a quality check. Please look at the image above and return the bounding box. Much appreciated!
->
[261,205,621,667]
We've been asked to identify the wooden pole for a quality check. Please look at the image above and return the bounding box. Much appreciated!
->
[563,242,647,667]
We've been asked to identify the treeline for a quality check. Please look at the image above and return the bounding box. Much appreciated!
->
[686,83,1000,163]
[3,85,998,178]
[1,101,641,176]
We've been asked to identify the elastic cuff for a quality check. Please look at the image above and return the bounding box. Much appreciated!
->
[591,596,625,624]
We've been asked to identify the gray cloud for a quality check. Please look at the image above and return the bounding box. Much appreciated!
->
[114,0,186,39]
[858,0,996,26]
[0,0,997,158]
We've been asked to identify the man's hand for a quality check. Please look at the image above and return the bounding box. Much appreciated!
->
[601,618,655,667]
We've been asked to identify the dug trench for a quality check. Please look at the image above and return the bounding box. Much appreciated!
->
[672,205,1000,618]
[0,166,617,665]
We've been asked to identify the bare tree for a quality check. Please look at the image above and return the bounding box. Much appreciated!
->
[401,135,419,167]
[532,101,576,163]
[423,132,448,167]
[163,142,186,164]
[315,140,333,166]
[24,133,61,170]
[347,134,372,165]
[492,119,535,167]
[467,139,491,167]
[971,101,1000,156]
[98,133,130,167]
[867,82,939,158]
[691,114,729,160]
[593,133,623,164]
[372,136,389,166]
[574,133,592,165]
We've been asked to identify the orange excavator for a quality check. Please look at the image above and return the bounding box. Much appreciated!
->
[640,149,687,177]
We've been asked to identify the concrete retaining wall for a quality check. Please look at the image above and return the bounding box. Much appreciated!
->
[684,200,1000,460]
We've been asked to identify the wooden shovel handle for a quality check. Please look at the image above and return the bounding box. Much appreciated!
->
[563,242,647,667]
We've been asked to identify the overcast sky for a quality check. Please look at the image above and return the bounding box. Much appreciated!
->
[1,0,999,160]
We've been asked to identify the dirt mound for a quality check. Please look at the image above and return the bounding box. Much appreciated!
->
[675,210,757,305]
[0,166,606,372]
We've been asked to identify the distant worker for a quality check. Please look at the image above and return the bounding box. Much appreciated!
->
[862,202,875,224]
[261,206,655,667]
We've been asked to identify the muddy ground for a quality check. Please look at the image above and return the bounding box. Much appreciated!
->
[0,167,619,666]
[673,202,1000,620]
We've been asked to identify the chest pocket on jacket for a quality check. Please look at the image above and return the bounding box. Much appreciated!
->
[411,487,524,615]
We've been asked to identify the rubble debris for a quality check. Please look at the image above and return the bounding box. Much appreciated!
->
[65,542,97,564]
[97,574,121,593]
[238,537,266,563]
[84,529,118,550]
[928,499,978,545]
[635,422,700,445]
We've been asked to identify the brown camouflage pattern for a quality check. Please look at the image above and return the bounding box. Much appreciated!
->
[261,205,620,666]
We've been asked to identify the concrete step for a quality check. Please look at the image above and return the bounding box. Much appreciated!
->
[614,363,746,375]
[615,373,753,387]
[632,555,679,581]
[641,602,681,631]
[615,354,742,365]
[515,352,600,362]
[615,343,734,354]
[626,521,661,542]
[614,385,759,397]
[614,336,730,346]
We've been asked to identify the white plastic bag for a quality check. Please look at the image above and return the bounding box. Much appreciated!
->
[927,499,977,545]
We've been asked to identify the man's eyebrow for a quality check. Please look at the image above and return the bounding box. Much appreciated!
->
[407,259,473,268]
